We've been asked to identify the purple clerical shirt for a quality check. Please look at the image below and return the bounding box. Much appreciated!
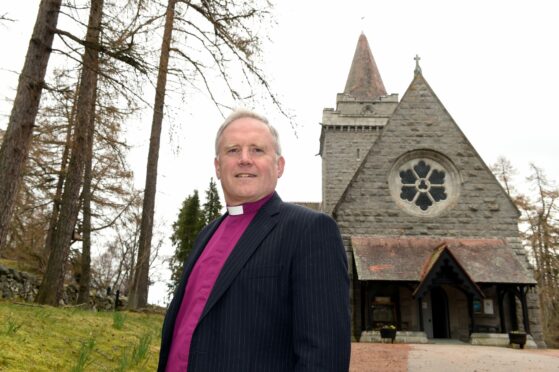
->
[166,194,273,372]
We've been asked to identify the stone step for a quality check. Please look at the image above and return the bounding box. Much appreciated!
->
[360,331,538,349]
[470,332,537,349]
[360,330,429,344]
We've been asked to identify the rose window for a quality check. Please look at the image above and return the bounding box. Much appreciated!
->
[399,160,447,211]
[389,151,460,217]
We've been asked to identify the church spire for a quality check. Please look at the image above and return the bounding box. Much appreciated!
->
[343,33,387,101]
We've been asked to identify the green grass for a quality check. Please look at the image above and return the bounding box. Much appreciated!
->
[115,332,153,372]
[3,314,23,335]
[113,311,127,330]
[0,300,164,371]
[71,337,96,372]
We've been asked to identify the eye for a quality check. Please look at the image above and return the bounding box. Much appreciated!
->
[226,148,240,154]
[251,147,264,154]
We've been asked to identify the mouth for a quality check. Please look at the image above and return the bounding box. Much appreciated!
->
[235,173,256,178]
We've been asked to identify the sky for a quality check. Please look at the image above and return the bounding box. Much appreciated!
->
[1,1,558,305]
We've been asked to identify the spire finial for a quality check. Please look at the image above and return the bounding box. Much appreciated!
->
[414,54,422,75]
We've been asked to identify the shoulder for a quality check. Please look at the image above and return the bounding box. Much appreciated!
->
[280,201,320,217]
[279,202,337,226]
[263,193,337,227]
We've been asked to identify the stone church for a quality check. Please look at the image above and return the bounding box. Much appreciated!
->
[319,33,545,347]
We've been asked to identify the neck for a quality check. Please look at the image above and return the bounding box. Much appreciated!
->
[226,193,274,216]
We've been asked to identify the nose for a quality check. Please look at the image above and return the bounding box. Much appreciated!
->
[238,148,253,165]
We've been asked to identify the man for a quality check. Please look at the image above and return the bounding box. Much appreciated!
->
[158,109,350,371]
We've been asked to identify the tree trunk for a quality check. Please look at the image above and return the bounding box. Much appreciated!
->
[44,77,80,264]
[128,0,176,309]
[77,86,98,305]
[36,0,104,305]
[0,0,63,252]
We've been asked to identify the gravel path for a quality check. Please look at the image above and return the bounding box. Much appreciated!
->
[349,343,559,371]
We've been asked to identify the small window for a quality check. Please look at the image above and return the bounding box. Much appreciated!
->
[473,299,482,314]
[370,301,396,329]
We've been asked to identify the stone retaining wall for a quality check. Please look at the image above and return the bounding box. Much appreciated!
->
[0,264,126,310]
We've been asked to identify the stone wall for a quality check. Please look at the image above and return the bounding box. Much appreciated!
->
[321,128,382,214]
[327,73,546,347]
[320,93,397,214]
[334,75,521,237]
[0,264,126,310]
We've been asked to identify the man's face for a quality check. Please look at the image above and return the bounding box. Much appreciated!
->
[214,117,285,206]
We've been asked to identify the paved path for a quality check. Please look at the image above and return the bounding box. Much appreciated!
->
[408,344,559,371]
[349,343,559,371]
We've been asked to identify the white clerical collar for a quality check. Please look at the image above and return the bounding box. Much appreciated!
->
[227,205,244,215]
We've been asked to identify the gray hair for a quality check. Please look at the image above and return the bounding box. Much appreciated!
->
[214,109,282,156]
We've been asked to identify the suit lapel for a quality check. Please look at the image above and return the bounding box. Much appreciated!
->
[199,194,281,321]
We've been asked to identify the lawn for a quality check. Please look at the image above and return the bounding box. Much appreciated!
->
[0,300,164,371]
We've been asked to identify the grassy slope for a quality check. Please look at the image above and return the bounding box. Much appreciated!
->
[0,300,164,371]
[0,259,41,276]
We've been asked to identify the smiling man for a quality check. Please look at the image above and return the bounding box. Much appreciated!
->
[158,109,350,372]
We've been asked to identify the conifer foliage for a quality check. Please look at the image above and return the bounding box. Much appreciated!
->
[167,179,223,297]
[168,190,204,297]
[203,178,223,224]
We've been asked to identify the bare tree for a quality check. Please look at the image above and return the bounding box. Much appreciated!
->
[128,0,177,309]
[128,0,289,309]
[91,192,163,298]
[1,0,152,301]
[0,0,63,251]
[0,12,15,23]
[43,71,81,264]
[77,84,98,304]
[36,0,105,305]
[491,159,559,346]
[2,70,77,270]
[515,164,559,346]
[491,156,517,197]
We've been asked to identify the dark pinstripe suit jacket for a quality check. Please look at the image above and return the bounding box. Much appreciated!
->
[158,193,350,371]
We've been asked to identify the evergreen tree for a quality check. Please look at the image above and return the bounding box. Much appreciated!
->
[203,178,223,224]
[167,190,204,296]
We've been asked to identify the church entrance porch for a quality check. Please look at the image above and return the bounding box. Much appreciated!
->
[351,236,537,344]
[359,282,471,342]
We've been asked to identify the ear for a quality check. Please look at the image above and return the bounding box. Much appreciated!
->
[276,156,285,178]
[214,157,221,179]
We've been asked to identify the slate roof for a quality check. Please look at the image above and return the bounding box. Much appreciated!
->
[351,236,536,285]
[343,33,387,101]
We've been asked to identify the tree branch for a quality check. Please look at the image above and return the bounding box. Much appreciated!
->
[51,26,149,74]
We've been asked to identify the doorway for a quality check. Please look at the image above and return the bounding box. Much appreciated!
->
[431,286,450,338]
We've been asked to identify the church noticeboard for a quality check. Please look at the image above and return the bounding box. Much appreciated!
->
[483,299,494,315]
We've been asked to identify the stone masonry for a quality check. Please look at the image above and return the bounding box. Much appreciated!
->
[0,264,125,310]
[319,34,546,347]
